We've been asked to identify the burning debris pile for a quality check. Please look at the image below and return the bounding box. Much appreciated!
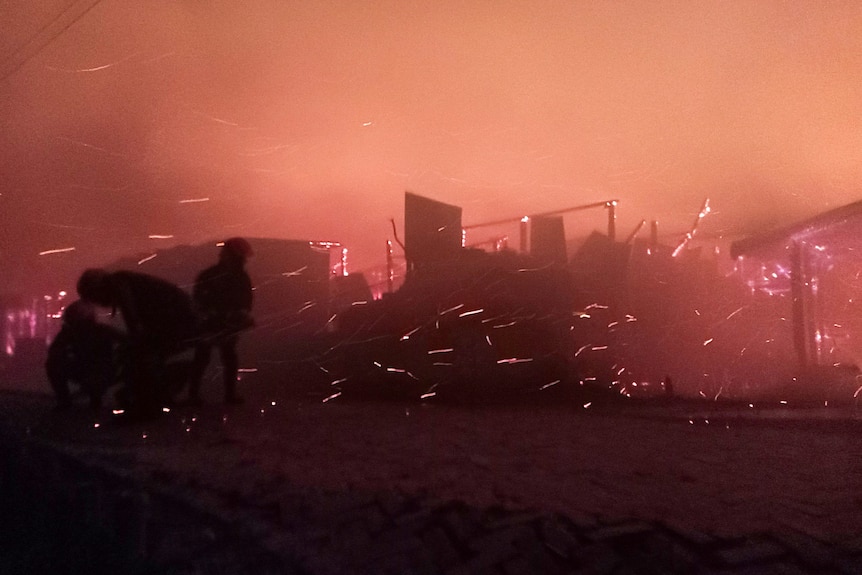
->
[325,248,580,403]
[7,193,862,409]
[316,193,696,404]
[320,194,862,406]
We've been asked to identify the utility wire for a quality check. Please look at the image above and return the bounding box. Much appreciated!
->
[2,0,82,63]
[0,0,104,84]
[463,200,618,230]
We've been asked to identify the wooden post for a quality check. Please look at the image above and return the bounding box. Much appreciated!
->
[606,202,616,242]
[519,217,529,253]
[790,241,817,370]
[650,220,658,252]
[386,240,394,293]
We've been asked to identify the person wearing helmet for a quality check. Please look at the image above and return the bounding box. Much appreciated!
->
[187,237,255,405]
[76,268,198,417]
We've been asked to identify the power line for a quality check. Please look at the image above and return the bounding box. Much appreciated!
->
[2,0,82,63]
[463,200,618,230]
[0,0,104,84]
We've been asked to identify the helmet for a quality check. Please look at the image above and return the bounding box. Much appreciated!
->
[221,237,254,260]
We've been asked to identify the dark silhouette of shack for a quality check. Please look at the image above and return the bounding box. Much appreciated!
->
[404,192,462,273]
[530,215,567,266]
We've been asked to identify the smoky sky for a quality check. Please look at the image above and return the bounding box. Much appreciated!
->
[1,0,861,293]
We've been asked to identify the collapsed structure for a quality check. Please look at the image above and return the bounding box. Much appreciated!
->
[5,194,862,405]
[328,193,862,403]
[731,200,862,387]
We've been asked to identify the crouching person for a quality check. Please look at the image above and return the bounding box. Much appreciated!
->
[76,268,199,419]
[46,298,120,410]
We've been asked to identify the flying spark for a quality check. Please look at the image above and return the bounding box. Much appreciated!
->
[400,326,422,341]
[726,307,744,320]
[39,247,75,255]
[459,308,484,318]
[282,266,308,277]
[46,52,142,73]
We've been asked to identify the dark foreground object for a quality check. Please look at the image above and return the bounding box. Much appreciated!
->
[3,391,862,574]
[0,438,303,575]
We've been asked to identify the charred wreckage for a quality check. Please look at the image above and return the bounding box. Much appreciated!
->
[6,193,862,408]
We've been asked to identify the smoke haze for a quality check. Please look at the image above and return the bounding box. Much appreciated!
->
[2,0,861,292]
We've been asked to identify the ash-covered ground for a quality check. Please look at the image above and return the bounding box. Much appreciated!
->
[3,365,862,574]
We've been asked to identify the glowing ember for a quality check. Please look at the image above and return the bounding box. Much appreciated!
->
[428,348,454,355]
[39,247,76,256]
[458,308,484,318]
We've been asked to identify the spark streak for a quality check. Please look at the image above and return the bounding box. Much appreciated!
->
[725,307,744,320]
[440,304,465,315]
[672,198,711,257]
[179,198,210,204]
[192,110,239,126]
[282,266,308,277]
[459,308,484,318]
[400,326,422,341]
[39,247,75,255]
[46,52,142,73]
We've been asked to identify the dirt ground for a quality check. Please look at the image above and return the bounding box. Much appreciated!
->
[5,366,862,538]
[4,364,862,573]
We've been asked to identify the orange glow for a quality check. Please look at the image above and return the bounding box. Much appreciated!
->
[2,2,861,295]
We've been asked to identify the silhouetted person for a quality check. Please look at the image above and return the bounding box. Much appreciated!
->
[46,298,119,409]
[76,268,198,418]
[187,237,254,405]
